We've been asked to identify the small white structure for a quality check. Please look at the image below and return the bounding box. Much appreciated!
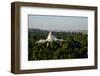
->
[36,39,46,43]
[36,32,64,43]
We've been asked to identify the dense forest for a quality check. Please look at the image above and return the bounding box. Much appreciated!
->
[28,28,88,61]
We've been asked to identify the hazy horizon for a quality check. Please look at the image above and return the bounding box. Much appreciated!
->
[28,15,88,31]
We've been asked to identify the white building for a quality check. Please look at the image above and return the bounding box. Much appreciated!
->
[36,32,64,43]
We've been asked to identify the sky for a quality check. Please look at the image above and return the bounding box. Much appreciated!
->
[28,15,88,31]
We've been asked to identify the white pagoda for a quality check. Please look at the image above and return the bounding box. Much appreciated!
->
[36,32,64,43]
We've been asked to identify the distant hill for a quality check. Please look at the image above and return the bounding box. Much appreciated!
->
[28,28,88,34]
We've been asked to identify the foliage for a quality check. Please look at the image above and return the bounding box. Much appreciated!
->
[28,29,88,60]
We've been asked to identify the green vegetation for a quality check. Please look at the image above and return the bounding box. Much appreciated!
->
[28,29,88,60]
